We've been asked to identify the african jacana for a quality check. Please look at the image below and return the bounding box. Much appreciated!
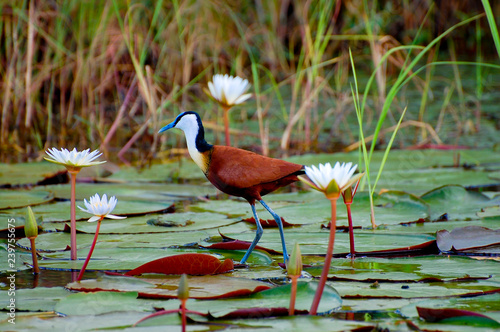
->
[159,111,304,264]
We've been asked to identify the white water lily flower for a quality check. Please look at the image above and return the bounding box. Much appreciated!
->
[208,74,251,107]
[300,162,363,199]
[78,194,126,222]
[45,148,105,170]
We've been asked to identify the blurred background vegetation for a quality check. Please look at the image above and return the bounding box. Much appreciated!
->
[1,0,499,165]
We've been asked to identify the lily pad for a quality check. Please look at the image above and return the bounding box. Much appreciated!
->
[436,226,500,253]
[289,149,500,193]
[67,274,272,299]
[22,248,228,272]
[36,182,217,201]
[54,291,147,315]
[0,162,67,187]
[420,185,493,221]
[477,205,500,219]
[123,253,234,275]
[154,280,342,315]
[107,159,205,182]
[2,199,174,222]
[63,212,238,234]
[0,287,72,311]
[417,306,500,327]
[0,190,54,210]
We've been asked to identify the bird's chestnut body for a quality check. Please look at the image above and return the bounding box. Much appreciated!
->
[205,145,303,204]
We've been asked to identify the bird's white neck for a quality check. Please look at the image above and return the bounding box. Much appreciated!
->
[175,114,210,173]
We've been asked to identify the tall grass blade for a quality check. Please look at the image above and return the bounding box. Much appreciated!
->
[481,0,500,58]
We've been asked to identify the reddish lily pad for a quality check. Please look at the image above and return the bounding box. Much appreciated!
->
[124,253,234,276]
[436,226,500,254]
[417,306,500,327]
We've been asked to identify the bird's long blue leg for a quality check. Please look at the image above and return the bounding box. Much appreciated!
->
[240,204,264,264]
[259,199,289,264]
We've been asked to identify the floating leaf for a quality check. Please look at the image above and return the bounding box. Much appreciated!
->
[107,160,205,182]
[67,274,271,300]
[202,239,283,256]
[420,185,492,221]
[56,212,236,234]
[477,205,500,219]
[210,307,308,319]
[3,200,174,222]
[55,292,145,316]
[436,226,500,254]
[242,217,298,228]
[36,182,217,201]
[0,162,67,187]
[0,287,71,311]
[0,190,54,210]
[124,253,233,276]
[417,306,500,327]
[155,281,341,316]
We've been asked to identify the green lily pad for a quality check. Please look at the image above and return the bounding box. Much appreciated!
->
[2,199,174,222]
[269,191,429,228]
[306,256,500,281]
[289,150,500,194]
[0,287,72,311]
[35,182,217,201]
[0,244,32,272]
[16,230,213,252]
[22,248,227,271]
[0,190,54,210]
[55,291,147,315]
[477,205,500,219]
[0,311,150,331]
[420,185,493,221]
[0,162,67,187]
[107,159,205,182]
[225,230,435,255]
[63,212,238,234]
[154,280,341,315]
[67,274,272,300]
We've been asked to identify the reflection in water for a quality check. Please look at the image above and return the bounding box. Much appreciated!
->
[0,269,100,289]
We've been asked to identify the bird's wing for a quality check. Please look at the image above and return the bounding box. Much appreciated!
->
[209,146,303,189]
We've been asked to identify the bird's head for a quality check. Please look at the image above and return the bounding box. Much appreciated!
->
[159,111,202,134]
[158,111,212,158]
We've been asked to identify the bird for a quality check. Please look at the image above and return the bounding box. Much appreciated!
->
[159,111,304,264]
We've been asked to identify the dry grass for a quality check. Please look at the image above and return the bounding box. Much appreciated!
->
[0,0,499,163]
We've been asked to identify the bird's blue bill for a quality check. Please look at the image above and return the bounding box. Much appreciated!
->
[158,122,175,133]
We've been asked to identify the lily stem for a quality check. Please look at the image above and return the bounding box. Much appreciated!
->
[69,170,79,260]
[223,106,231,146]
[310,197,337,315]
[346,202,355,258]
[77,217,103,281]
[180,298,187,332]
[29,238,39,274]
[289,275,299,315]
